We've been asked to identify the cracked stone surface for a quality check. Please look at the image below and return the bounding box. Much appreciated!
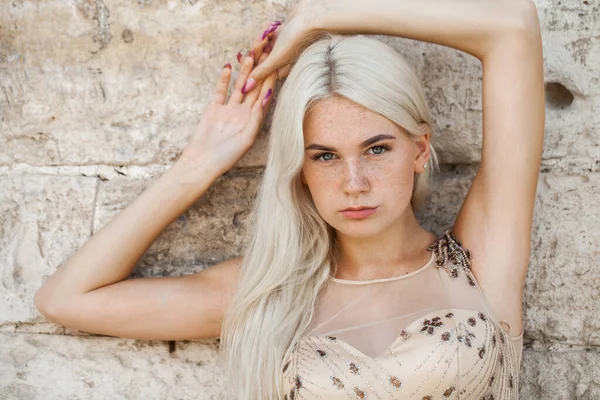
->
[0,333,225,400]
[1,0,598,398]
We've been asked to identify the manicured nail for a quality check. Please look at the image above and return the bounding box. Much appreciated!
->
[241,77,256,94]
[247,50,255,61]
[261,88,273,107]
[272,20,282,26]
[224,63,232,69]
[262,25,278,40]
[236,52,243,64]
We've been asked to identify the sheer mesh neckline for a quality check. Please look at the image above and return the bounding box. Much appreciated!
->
[330,250,435,285]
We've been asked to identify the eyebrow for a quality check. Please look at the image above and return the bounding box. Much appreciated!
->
[305,134,396,152]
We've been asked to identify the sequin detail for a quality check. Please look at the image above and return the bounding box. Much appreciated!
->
[428,229,475,286]
[353,386,366,398]
[331,376,344,389]
[420,316,444,335]
[348,362,360,374]
[442,385,456,397]
[282,229,522,399]
[389,376,402,389]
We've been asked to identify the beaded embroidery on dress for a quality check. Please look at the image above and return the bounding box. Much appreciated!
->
[282,230,524,399]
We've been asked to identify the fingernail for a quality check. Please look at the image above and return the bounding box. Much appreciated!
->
[241,77,256,94]
[262,25,278,41]
[272,20,282,26]
[236,52,243,64]
[224,63,232,69]
[248,50,255,61]
[261,88,273,107]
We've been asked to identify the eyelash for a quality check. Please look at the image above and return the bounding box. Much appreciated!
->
[311,145,391,162]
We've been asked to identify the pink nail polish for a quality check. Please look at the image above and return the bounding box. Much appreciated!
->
[241,77,256,94]
[262,25,277,41]
[236,52,243,64]
[262,88,273,107]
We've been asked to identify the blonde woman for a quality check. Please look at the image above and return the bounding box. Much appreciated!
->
[34,0,544,399]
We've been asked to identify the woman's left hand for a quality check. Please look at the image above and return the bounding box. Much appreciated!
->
[242,1,333,91]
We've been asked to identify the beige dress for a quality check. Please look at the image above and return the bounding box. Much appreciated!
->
[282,230,524,399]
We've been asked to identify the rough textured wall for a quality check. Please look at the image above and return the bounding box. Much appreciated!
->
[0,0,598,399]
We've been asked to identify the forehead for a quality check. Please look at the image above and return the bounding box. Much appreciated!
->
[303,95,403,142]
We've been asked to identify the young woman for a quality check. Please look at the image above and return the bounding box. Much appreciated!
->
[34,1,544,399]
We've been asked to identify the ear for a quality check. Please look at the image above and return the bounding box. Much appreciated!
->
[413,131,431,174]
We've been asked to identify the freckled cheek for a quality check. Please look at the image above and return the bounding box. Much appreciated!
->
[303,168,340,213]
[306,169,338,195]
[381,162,414,187]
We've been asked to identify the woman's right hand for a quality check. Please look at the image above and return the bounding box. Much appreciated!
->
[243,1,337,87]
[179,52,277,176]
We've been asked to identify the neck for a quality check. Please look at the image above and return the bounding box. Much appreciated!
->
[333,207,437,281]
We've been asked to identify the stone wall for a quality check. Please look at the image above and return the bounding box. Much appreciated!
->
[1,0,598,398]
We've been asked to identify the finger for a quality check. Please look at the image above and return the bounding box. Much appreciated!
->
[209,63,232,106]
[243,52,269,105]
[252,21,282,62]
[245,29,289,85]
[277,63,292,80]
[239,71,277,145]
[259,71,277,109]
[229,55,255,104]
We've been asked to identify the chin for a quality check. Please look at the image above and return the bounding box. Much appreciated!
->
[330,219,386,239]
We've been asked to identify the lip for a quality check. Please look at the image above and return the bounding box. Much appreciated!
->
[340,206,378,219]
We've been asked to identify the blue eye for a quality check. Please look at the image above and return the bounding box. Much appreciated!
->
[368,145,390,155]
[312,145,390,162]
[315,153,335,161]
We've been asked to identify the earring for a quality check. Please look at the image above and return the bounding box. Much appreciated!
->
[423,162,428,168]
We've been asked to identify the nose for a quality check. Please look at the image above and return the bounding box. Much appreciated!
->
[342,158,370,196]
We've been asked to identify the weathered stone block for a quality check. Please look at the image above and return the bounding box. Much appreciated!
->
[520,347,600,399]
[525,172,600,345]
[0,0,281,169]
[0,175,96,324]
[3,1,597,169]
[0,332,226,400]
[94,170,261,278]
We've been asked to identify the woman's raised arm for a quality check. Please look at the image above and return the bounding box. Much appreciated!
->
[248,0,543,337]
[34,52,277,340]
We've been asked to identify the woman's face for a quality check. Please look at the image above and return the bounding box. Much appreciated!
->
[301,95,430,238]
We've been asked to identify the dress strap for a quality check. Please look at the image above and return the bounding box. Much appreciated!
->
[427,229,476,287]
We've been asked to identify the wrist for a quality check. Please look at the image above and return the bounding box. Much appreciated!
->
[175,153,224,177]
[168,156,223,192]
[307,1,374,35]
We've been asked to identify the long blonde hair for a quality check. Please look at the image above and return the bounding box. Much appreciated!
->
[219,33,440,399]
